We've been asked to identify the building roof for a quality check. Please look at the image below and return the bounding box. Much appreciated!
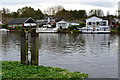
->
[86,16,103,22]
[36,20,47,23]
[8,17,36,24]
[57,20,68,23]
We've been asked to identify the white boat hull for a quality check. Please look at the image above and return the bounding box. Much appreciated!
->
[80,30,110,34]
[36,28,58,33]
[79,27,111,34]
[0,29,9,32]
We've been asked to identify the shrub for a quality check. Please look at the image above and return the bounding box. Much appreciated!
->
[79,22,85,28]
[68,25,79,31]
[15,26,22,31]
[118,24,120,32]
[2,24,8,29]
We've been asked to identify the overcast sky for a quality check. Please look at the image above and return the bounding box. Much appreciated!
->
[0,0,119,15]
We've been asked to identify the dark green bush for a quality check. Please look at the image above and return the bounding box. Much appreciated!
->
[79,22,85,28]
[118,24,120,32]
[15,26,22,30]
[68,25,79,31]
[2,24,8,29]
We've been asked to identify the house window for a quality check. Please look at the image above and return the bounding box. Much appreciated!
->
[97,22,99,25]
[93,22,95,24]
[88,22,91,25]
[102,21,106,26]
[92,22,96,26]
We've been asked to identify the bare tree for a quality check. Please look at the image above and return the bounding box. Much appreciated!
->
[43,5,64,15]
[107,11,110,16]
[2,8,10,14]
[89,9,104,17]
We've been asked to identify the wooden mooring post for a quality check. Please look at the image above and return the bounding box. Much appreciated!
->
[21,29,28,64]
[31,29,39,65]
[21,28,39,65]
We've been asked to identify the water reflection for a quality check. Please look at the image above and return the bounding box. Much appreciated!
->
[39,33,118,78]
[39,33,85,57]
[2,32,21,60]
[1,32,119,78]
[118,34,120,79]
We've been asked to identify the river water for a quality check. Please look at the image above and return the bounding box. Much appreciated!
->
[1,32,120,78]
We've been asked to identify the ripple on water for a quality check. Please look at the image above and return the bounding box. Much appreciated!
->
[2,33,119,78]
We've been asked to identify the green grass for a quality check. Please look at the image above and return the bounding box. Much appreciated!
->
[1,61,88,79]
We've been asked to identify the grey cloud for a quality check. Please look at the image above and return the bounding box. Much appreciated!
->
[1,0,47,6]
[80,2,116,8]
[1,0,116,6]
[0,0,117,9]
[1,2,27,6]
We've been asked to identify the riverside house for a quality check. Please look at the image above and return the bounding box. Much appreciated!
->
[86,16,109,29]
[56,20,80,30]
[8,17,36,29]
[56,20,69,29]
[36,16,56,27]
[80,16,113,34]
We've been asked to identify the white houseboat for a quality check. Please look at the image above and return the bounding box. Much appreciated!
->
[36,24,58,33]
[36,20,70,33]
[80,16,111,34]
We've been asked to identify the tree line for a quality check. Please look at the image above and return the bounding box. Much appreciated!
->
[0,5,117,20]
[1,6,44,20]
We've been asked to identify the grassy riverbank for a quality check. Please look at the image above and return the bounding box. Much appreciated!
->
[2,61,88,79]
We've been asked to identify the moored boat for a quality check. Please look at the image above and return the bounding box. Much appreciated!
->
[36,25,58,33]
[0,28,9,32]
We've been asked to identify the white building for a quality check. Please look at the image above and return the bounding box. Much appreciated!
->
[86,16,109,29]
[0,21,2,24]
[0,21,2,28]
[56,20,69,29]
[8,17,36,28]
